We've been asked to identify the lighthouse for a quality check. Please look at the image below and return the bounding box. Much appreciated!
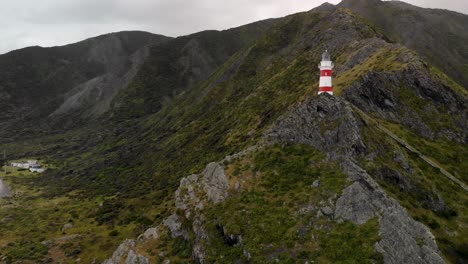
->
[318,50,334,95]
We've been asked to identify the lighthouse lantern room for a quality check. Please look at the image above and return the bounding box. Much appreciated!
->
[318,50,334,95]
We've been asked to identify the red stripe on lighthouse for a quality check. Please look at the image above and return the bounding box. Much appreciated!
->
[319,87,333,92]
[320,70,332,77]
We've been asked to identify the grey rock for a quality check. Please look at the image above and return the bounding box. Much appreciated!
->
[234,181,241,191]
[335,181,377,224]
[320,206,334,217]
[163,214,189,240]
[202,162,229,204]
[335,161,445,264]
[61,223,74,233]
[125,250,149,264]
[102,239,150,264]
[171,161,234,264]
[311,179,320,188]
[175,174,201,219]
[243,249,252,261]
[265,94,366,159]
[192,216,209,264]
[41,240,54,247]
[265,94,445,263]
[103,239,135,264]
[140,227,158,240]
[298,204,316,215]
[342,65,467,143]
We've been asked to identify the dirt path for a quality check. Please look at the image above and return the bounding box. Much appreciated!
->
[377,124,468,192]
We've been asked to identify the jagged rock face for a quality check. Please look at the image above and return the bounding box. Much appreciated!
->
[265,94,366,159]
[335,160,445,264]
[103,239,149,264]
[124,250,149,264]
[343,67,468,142]
[202,162,229,204]
[171,161,230,264]
[339,0,468,88]
[265,95,445,263]
[163,214,189,240]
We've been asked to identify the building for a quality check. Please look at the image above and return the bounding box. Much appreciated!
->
[11,160,39,169]
[318,50,334,95]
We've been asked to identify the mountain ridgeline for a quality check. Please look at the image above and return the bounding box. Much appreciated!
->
[0,0,466,263]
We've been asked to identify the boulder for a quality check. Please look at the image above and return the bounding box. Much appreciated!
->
[61,223,74,233]
[142,227,158,240]
[202,162,229,204]
[163,214,188,240]
[125,250,149,264]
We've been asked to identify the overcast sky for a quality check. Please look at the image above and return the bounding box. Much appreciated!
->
[1,0,467,55]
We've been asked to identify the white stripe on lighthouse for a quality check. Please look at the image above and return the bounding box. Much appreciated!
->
[319,76,332,87]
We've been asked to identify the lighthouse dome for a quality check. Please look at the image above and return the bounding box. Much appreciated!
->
[322,50,331,61]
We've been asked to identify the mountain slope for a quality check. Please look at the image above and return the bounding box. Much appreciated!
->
[338,0,468,88]
[0,31,171,139]
[111,19,277,119]
[95,6,466,263]
[0,1,467,263]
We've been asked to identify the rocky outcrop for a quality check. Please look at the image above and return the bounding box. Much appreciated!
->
[103,239,149,264]
[138,227,158,240]
[202,163,229,204]
[171,161,230,264]
[163,214,189,240]
[103,149,259,264]
[335,160,444,264]
[265,94,445,263]
[102,226,161,264]
[342,59,468,142]
[265,94,366,159]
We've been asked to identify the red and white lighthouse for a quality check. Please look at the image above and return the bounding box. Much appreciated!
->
[318,50,334,95]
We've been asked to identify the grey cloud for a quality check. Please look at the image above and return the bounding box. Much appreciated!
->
[0,0,467,54]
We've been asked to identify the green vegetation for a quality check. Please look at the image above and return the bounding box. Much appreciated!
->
[342,0,468,88]
[333,44,408,95]
[4,241,48,261]
[202,144,380,262]
[0,3,466,263]
[0,165,169,262]
[357,115,468,263]
[318,219,382,263]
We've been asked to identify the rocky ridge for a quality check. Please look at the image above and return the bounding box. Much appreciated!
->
[266,95,444,263]
[104,95,445,263]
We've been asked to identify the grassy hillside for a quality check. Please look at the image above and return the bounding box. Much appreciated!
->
[0,3,466,263]
[0,31,171,140]
[338,0,468,88]
[111,19,277,119]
